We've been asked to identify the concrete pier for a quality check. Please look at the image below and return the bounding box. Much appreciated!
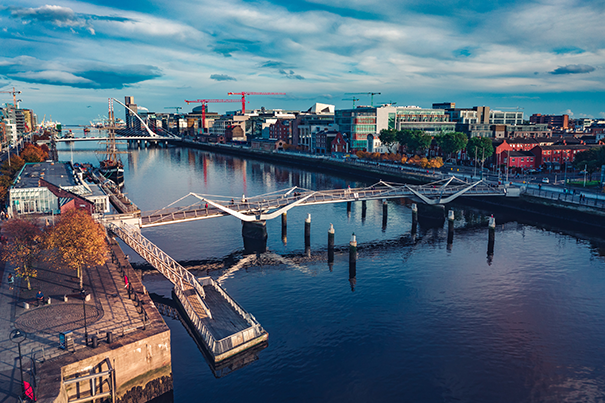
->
[382,200,388,230]
[27,238,173,403]
[242,221,268,253]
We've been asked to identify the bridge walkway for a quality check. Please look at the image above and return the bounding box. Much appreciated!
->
[140,180,508,227]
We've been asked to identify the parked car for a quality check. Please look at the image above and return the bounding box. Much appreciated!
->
[542,178,550,184]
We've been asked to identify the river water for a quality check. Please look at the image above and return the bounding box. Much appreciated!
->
[58,132,605,402]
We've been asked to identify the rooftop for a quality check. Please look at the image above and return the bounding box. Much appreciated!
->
[13,162,76,189]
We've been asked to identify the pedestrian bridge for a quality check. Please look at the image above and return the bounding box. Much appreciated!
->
[55,136,174,143]
[135,178,514,228]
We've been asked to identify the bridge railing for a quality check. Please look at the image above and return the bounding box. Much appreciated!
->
[106,222,209,308]
[172,282,218,353]
[106,221,265,357]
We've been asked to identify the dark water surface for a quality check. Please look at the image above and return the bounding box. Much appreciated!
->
[58,136,605,402]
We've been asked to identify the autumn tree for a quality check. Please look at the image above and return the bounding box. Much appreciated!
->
[1,155,25,177]
[20,143,48,163]
[45,208,109,289]
[2,218,44,290]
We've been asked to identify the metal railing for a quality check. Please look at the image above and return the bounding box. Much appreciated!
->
[62,357,115,403]
[106,221,265,357]
[140,181,507,227]
[524,187,605,209]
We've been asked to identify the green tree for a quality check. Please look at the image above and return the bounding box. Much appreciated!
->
[2,218,43,290]
[467,137,494,161]
[437,132,468,158]
[573,146,605,174]
[45,208,109,289]
[379,129,398,152]
[397,129,432,155]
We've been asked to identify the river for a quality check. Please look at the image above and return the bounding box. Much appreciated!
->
[58,131,605,402]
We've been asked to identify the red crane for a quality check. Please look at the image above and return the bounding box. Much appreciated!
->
[227,92,286,114]
[0,87,21,108]
[184,99,240,133]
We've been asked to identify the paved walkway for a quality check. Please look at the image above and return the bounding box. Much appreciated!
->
[0,249,146,402]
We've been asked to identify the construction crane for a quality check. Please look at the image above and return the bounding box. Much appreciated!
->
[227,92,286,114]
[342,97,360,108]
[184,99,240,133]
[345,92,381,107]
[164,106,183,113]
[0,87,21,107]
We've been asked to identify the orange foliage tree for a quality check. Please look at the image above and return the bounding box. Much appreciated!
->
[45,209,109,289]
[20,143,49,163]
[2,218,44,290]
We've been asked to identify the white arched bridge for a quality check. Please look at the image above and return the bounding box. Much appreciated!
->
[125,178,515,228]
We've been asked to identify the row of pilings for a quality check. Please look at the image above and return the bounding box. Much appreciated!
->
[242,201,498,286]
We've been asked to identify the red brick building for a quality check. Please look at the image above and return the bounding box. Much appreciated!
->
[501,150,537,171]
[530,144,591,170]
[530,114,569,130]
[269,120,291,142]
[331,132,348,154]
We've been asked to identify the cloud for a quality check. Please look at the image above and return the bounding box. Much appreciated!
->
[210,74,236,81]
[550,65,596,75]
[0,56,161,89]
[259,60,291,69]
[8,5,131,35]
[279,69,305,80]
[10,5,83,26]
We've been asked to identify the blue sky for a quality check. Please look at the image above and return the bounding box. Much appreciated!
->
[1,0,604,124]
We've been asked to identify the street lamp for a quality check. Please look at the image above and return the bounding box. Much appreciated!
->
[10,329,26,399]
[81,289,88,346]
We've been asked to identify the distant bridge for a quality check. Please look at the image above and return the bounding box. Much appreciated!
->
[55,136,174,143]
[130,178,515,228]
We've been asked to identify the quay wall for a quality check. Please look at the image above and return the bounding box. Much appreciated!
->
[170,140,605,231]
[36,238,173,403]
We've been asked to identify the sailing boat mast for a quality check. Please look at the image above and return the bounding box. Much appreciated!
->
[106,98,119,165]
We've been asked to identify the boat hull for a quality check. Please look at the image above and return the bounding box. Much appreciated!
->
[99,165,124,187]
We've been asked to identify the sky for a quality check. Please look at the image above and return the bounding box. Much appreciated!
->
[1,0,604,124]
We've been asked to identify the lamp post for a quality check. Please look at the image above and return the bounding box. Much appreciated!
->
[81,289,88,346]
[10,329,26,399]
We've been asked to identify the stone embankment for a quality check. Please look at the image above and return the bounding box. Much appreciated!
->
[0,236,172,403]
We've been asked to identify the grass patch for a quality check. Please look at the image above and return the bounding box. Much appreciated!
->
[568,180,602,187]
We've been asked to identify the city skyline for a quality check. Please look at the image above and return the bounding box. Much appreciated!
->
[1,0,604,124]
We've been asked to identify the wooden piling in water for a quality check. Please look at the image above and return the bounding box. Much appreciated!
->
[349,233,357,291]
[282,212,287,245]
[304,214,311,247]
